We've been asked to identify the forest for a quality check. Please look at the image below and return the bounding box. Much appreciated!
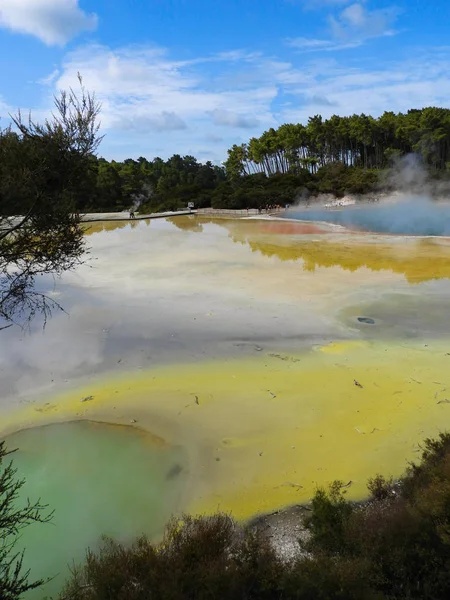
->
[2,106,450,215]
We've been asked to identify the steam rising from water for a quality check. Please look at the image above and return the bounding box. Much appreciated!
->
[290,156,450,236]
[289,196,450,236]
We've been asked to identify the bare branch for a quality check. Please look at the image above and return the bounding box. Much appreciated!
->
[0,202,37,243]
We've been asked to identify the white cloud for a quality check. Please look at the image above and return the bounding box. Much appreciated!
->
[287,2,398,53]
[0,0,97,45]
[0,94,11,115]
[8,40,450,162]
[48,43,278,158]
[308,94,337,107]
[114,112,187,133]
[37,68,60,85]
[298,0,367,9]
[341,2,366,26]
[288,38,333,49]
[210,109,259,129]
[329,2,398,42]
[281,53,450,124]
[204,133,224,143]
[286,36,361,52]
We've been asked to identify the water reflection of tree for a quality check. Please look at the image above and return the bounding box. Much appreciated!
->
[166,216,204,232]
[210,219,450,284]
[84,219,149,235]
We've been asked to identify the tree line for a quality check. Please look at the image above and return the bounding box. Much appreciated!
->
[92,154,227,213]
[87,106,450,211]
[4,106,450,218]
[225,107,450,177]
[81,107,450,212]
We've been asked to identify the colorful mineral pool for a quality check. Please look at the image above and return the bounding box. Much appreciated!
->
[4,340,450,521]
[6,421,186,598]
[1,214,449,593]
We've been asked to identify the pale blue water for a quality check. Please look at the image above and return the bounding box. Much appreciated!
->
[287,196,450,236]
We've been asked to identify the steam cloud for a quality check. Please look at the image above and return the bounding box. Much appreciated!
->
[289,155,450,236]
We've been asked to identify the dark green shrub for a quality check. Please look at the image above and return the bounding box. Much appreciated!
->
[60,514,283,600]
[304,481,353,555]
[59,432,450,600]
[367,474,396,501]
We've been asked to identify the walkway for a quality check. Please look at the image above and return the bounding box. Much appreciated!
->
[80,210,196,222]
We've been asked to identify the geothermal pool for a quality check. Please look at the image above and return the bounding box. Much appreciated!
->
[286,195,450,236]
[1,211,450,594]
[7,421,186,598]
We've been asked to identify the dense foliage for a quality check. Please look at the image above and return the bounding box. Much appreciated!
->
[13,106,445,215]
[61,433,450,600]
[225,107,450,177]
[2,107,450,218]
[85,155,227,213]
[302,433,450,599]
[0,77,101,326]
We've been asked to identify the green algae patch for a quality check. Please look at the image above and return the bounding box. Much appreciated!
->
[4,341,450,522]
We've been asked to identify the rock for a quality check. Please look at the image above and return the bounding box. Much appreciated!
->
[166,464,183,480]
[80,395,94,403]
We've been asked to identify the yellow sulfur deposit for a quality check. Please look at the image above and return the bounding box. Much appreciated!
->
[4,339,450,521]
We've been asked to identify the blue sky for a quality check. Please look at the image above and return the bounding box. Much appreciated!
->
[0,0,449,163]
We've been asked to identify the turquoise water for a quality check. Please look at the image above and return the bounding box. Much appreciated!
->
[287,197,450,236]
[5,421,186,599]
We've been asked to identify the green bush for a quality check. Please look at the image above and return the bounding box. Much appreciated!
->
[304,481,353,555]
[60,514,283,600]
[58,432,450,600]
[367,474,396,501]
[302,433,450,599]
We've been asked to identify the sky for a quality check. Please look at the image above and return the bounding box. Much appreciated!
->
[0,0,449,163]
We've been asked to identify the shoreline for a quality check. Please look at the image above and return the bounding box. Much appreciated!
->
[81,209,196,222]
[249,504,312,561]
[82,208,286,222]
